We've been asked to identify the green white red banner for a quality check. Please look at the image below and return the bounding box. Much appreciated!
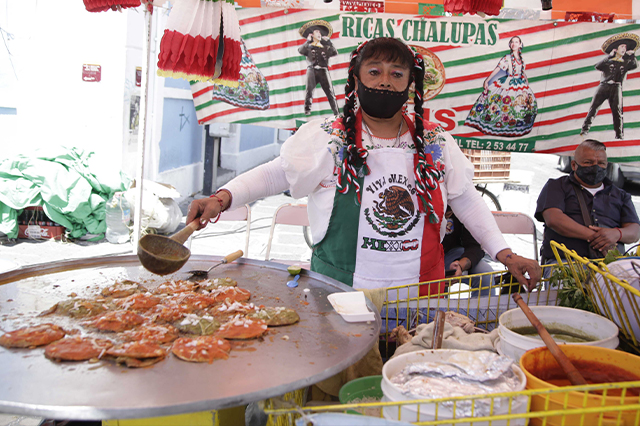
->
[191,9,640,161]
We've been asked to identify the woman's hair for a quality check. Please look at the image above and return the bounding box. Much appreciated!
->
[508,36,523,52]
[340,37,442,223]
[509,36,524,68]
[508,36,525,73]
[343,37,426,154]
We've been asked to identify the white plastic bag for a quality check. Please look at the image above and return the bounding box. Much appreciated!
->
[123,180,182,234]
[594,257,640,342]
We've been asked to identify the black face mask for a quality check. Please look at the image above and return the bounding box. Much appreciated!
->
[356,81,409,119]
[575,164,607,186]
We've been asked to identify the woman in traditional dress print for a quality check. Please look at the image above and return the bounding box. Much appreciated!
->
[465,36,538,137]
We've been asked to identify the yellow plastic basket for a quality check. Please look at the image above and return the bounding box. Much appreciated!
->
[266,381,640,425]
[265,263,640,425]
[550,241,640,354]
[380,263,558,350]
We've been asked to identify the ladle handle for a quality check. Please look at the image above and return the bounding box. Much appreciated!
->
[223,250,244,264]
[512,294,588,386]
[170,220,200,245]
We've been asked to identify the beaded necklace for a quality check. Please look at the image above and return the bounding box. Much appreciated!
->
[362,120,403,149]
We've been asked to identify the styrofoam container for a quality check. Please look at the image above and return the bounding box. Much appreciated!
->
[498,306,619,363]
[327,291,375,322]
[381,349,528,425]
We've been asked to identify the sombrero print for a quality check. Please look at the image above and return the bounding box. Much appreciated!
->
[298,20,333,39]
[601,32,640,54]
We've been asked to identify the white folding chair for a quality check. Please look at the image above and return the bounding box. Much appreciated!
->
[265,203,310,264]
[491,211,539,261]
[218,204,251,257]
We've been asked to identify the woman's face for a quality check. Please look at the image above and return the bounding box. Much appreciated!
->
[357,57,411,92]
[510,37,522,52]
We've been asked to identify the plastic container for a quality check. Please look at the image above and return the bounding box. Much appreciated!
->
[381,349,528,425]
[498,306,619,363]
[105,192,131,244]
[338,375,383,416]
[520,345,640,426]
[327,292,375,322]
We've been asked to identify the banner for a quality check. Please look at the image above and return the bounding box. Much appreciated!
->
[191,9,640,161]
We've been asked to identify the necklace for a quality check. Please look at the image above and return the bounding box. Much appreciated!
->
[362,120,403,149]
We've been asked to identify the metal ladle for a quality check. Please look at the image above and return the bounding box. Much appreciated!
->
[137,221,200,276]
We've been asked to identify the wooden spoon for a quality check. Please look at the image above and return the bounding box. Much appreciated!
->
[432,310,446,349]
[512,294,588,386]
[137,221,200,276]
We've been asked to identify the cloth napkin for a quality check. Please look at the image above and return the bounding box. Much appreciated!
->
[392,322,499,358]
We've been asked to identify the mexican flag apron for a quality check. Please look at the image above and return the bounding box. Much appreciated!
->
[311,114,445,299]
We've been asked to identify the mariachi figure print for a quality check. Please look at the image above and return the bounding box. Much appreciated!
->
[298,20,340,116]
[581,32,639,140]
[465,36,538,137]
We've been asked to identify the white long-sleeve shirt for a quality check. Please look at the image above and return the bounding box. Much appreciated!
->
[222,117,509,260]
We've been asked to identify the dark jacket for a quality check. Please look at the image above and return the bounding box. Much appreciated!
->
[442,213,484,268]
[298,40,337,69]
[596,53,637,84]
[535,172,640,260]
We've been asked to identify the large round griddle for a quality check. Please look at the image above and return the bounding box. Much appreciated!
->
[0,255,380,420]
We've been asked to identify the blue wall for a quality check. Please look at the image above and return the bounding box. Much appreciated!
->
[164,78,191,90]
[159,98,202,172]
[239,124,275,152]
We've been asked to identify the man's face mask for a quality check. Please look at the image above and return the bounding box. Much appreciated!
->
[356,81,409,119]
[575,163,607,186]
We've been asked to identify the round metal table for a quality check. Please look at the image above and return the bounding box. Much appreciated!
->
[0,255,380,420]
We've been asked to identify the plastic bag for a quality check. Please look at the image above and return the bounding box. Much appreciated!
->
[123,181,182,234]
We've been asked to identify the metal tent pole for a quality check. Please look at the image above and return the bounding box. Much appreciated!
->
[132,9,154,252]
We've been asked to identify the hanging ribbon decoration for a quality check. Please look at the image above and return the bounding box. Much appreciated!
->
[414,151,442,223]
[443,0,503,16]
[84,0,141,13]
[336,144,370,205]
[157,0,242,86]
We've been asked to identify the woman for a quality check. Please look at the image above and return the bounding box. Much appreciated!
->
[187,37,540,295]
[465,36,538,137]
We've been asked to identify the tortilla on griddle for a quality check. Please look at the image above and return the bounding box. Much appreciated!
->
[248,307,300,327]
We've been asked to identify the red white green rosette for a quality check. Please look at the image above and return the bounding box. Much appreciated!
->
[157,0,241,87]
[84,0,141,13]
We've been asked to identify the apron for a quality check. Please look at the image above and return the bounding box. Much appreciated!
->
[311,113,445,299]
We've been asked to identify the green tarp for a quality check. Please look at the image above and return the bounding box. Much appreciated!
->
[0,147,131,240]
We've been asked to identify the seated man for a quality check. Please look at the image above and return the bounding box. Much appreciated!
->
[535,139,640,270]
[443,207,495,296]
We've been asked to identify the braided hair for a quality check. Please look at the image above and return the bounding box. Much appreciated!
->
[340,37,442,222]
[509,36,525,71]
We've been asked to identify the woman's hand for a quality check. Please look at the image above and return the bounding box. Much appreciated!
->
[186,196,227,230]
[483,79,489,92]
[497,250,541,292]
